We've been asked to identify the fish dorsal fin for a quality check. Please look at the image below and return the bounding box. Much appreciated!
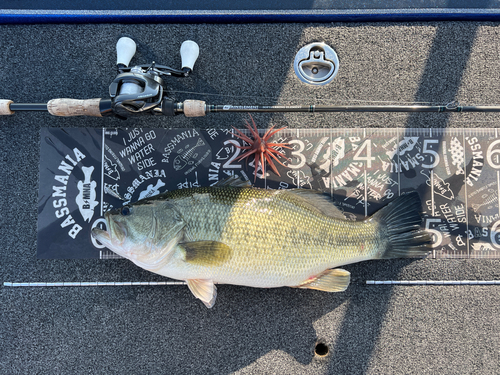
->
[213,175,251,188]
[179,241,233,266]
[295,268,351,292]
[186,279,217,308]
[287,189,348,220]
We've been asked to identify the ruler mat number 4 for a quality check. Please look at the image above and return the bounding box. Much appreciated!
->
[38,127,500,260]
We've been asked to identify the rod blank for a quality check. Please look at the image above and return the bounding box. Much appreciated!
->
[206,104,500,114]
[10,103,48,111]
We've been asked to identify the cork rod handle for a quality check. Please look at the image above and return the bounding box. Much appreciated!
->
[0,100,14,115]
[182,100,206,117]
[47,98,102,117]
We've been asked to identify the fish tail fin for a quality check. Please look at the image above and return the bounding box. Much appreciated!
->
[371,192,432,259]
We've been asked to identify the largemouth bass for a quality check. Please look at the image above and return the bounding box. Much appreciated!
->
[92,177,431,308]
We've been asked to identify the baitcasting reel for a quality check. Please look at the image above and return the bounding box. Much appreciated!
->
[106,37,200,119]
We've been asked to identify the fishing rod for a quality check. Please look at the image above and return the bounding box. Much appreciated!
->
[2,37,500,118]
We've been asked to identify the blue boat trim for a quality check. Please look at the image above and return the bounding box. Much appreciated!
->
[2,9,500,24]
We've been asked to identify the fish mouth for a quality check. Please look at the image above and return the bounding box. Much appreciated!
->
[109,215,128,244]
[91,212,127,254]
[91,227,112,249]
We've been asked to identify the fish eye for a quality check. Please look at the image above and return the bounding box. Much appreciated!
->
[121,205,132,216]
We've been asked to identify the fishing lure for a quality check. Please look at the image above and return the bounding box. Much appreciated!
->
[232,115,292,181]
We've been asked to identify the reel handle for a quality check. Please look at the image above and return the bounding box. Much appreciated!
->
[180,41,200,72]
[116,37,137,68]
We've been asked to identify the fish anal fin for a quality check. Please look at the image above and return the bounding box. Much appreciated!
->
[180,241,232,266]
[186,279,217,308]
[295,268,351,292]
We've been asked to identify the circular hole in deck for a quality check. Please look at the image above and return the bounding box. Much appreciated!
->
[314,342,329,357]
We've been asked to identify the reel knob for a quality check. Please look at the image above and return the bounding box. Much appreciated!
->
[116,37,137,68]
[180,41,200,73]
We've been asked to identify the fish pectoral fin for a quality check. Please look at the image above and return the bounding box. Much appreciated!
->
[295,268,351,292]
[186,279,217,308]
[179,241,232,266]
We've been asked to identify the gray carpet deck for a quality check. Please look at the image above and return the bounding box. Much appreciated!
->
[1,22,500,374]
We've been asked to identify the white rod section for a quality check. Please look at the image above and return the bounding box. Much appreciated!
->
[366,280,500,285]
[4,281,186,287]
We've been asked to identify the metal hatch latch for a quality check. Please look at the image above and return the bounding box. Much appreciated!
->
[294,43,339,86]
